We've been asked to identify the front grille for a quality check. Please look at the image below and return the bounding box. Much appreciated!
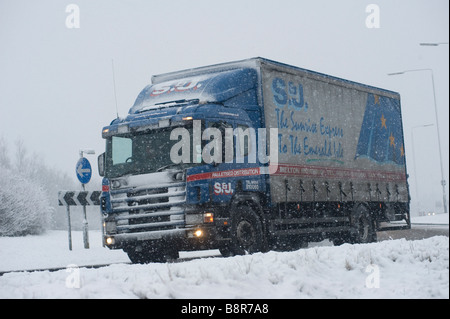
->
[128,187,169,225]
[109,181,186,233]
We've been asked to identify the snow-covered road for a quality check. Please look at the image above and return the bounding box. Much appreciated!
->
[0,228,448,299]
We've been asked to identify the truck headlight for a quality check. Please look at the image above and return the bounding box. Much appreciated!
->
[186,212,214,225]
[203,212,214,223]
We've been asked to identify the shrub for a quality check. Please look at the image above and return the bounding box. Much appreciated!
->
[0,166,52,236]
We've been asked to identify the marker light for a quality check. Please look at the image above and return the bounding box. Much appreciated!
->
[102,128,110,138]
[183,116,193,121]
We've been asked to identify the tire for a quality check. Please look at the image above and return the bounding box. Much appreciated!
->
[126,250,155,264]
[126,242,179,263]
[218,245,233,257]
[276,236,308,251]
[332,233,350,246]
[228,204,267,256]
[350,204,377,244]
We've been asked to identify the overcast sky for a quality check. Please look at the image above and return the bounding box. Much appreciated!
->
[0,0,448,213]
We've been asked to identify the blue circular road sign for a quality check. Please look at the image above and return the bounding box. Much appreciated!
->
[76,157,92,184]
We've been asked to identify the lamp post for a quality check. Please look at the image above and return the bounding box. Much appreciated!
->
[388,69,448,214]
[419,42,448,46]
[411,124,434,215]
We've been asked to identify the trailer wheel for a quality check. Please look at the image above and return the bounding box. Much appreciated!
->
[351,204,377,244]
[228,204,266,255]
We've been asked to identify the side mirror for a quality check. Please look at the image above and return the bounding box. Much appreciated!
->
[98,152,105,177]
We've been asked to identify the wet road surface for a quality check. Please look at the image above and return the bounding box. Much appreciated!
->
[377,223,449,241]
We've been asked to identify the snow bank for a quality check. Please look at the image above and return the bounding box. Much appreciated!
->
[0,231,129,272]
[0,235,448,299]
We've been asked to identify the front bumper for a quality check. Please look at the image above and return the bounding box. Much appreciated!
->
[104,207,231,250]
[102,171,231,250]
[104,223,225,251]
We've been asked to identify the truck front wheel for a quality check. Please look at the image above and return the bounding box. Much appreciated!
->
[125,242,179,263]
[227,204,266,256]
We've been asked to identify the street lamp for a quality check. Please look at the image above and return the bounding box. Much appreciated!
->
[411,124,434,215]
[80,149,95,157]
[419,42,449,46]
[388,69,448,214]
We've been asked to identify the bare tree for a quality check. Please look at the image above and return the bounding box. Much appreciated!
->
[14,138,28,173]
[0,136,11,169]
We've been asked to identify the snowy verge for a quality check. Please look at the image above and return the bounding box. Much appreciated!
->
[0,235,448,299]
[411,213,449,225]
[0,230,129,272]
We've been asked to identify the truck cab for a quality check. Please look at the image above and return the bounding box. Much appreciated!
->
[99,66,269,262]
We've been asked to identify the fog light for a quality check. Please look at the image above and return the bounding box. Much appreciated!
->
[194,229,203,237]
[203,212,214,223]
[105,237,115,245]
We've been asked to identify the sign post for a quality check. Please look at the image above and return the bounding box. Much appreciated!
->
[66,204,72,251]
[58,190,101,250]
[76,152,94,249]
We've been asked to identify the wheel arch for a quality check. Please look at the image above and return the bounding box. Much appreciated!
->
[230,192,265,221]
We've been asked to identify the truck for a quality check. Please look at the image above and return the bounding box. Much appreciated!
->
[98,57,410,263]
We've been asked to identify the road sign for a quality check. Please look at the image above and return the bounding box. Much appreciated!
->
[58,191,101,206]
[76,157,92,184]
[58,190,101,251]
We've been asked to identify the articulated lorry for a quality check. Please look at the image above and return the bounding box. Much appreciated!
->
[98,58,410,263]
